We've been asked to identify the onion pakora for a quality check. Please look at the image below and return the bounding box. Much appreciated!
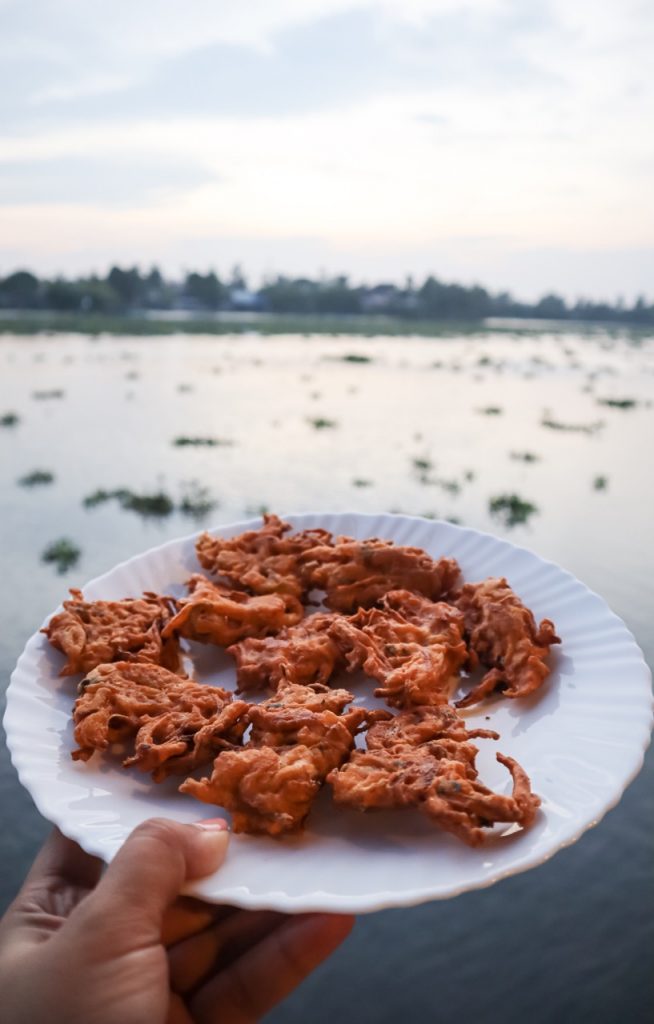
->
[196,514,333,599]
[180,691,368,835]
[43,589,180,676]
[162,574,304,648]
[227,612,345,692]
[454,577,560,707]
[327,590,468,708]
[329,705,540,846]
[300,536,461,612]
[56,515,555,847]
[72,661,247,779]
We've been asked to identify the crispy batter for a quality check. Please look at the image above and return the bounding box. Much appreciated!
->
[328,705,539,845]
[43,589,180,676]
[454,578,560,707]
[72,661,247,778]
[124,701,248,781]
[228,613,344,692]
[162,574,304,647]
[180,700,367,835]
[263,680,355,715]
[300,536,461,612]
[196,514,333,599]
[327,590,468,707]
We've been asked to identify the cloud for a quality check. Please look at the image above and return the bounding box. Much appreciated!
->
[0,0,652,299]
[0,156,219,206]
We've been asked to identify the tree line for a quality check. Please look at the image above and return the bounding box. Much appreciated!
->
[1,266,652,324]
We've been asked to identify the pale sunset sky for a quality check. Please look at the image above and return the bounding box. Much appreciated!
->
[1,0,653,300]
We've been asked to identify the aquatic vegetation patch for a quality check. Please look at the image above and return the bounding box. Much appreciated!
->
[340,353,373,363]
[172,436,234,447]
[83,488,174,517]
[179,481,217,519]
[352,478,373,488]
[541,415,604,434]
[1,412,20,427]
[477,406,503,416]
[41,538,81,574]
[307,417,338,429]
[593,475,609,490]
[489,493,539,527]
[18,469,55,486]
[596,397,638,410]
[510,451,541,463]
[32,389,65,400]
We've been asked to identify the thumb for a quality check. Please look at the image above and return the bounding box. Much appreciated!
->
[72,817,229,949]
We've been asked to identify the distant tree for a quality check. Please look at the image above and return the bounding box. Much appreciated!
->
[0,270,40,308]
[534,294,568,319]
[45,279,82,311]
[184,271,225,310]
[228,264,247,291]
[107,266,144,309]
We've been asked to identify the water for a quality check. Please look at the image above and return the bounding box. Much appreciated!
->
[1,328,653,1023]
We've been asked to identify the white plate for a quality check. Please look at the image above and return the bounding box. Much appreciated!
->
[4,513,653,914]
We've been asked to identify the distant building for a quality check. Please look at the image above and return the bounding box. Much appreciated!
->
[360,284,399,313]
[229,287,263,311]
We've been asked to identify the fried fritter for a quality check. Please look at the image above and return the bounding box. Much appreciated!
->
[196,514,333,599]
[327,590,468,708]
[328,705,539,846]
[263,680,355,715]
[72,661,247,778]
[454,578,560,707]
[162,574,304,648]
[180,700,368,835]
[300,536,461,612]
[124,701,248,781]
[227,613,344,692]
[43,589,180,676]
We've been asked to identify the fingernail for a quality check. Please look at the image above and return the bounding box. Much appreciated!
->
[194,817,229,832]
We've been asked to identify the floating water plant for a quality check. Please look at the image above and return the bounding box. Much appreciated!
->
[179,482,217,519]
[352,478,373,488]
[32,389,64,400]
[510,451,541,463]
[341,353,372,363]
[42,538,81,573]
[18,470,54,486]
[1,412,20,427]
[593,475,609,490]
[307,417,338,429]
[172,436,234,447]
[597,397,637,410]
[477,406,503,416]
[83,488,174,517]
[541,415,603,434]
[489,493,538,527]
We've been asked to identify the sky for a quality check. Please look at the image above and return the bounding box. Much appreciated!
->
[1,0,653,301]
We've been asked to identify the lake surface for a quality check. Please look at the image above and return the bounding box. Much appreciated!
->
[1,328,653,1023]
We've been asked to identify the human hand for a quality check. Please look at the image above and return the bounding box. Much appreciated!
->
[0,819,354,1024]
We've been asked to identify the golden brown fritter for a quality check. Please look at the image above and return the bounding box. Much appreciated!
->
[328,705,539,846]
[196,514,333,599]
[124,701,248,781]
[327,590,468,708]
[43,589,180,676]
[162,574,304,648]
[72,661,247,778]
[300,537,461,612]
[180,701,368,835]
[454,578,560,707]
[262,680,355,715]
[227,613,345,692]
